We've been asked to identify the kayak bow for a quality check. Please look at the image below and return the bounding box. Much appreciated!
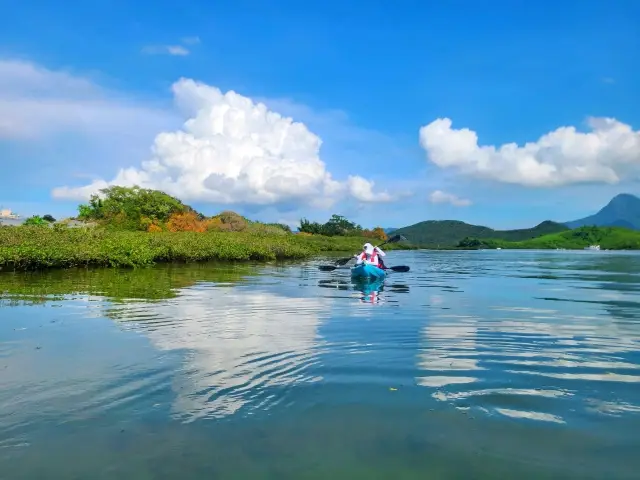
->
[351,263,387,280]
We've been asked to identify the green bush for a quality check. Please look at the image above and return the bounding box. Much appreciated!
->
[23,215,48,226]
[77,185,191,230]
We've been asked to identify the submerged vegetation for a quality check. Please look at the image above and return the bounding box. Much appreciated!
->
[0,186,400,271]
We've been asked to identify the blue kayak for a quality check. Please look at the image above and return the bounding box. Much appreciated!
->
[351,263,387,280]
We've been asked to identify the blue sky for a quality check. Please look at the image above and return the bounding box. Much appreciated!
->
[1,0,639,229]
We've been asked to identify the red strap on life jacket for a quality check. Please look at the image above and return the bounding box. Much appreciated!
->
[360,249,377,264]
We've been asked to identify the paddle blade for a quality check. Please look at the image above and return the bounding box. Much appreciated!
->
[376,234,407,249]
[387,234,405,243]
[318,265,339,271]
[334,257,353,266]
[388,265,410,272]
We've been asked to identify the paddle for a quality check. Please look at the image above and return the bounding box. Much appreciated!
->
[332,234,407,266]
[386,265,410,272]
[318,264,410,272]
[318,234,409,272]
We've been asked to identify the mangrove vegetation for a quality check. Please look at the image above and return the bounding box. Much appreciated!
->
[0,186,402,271]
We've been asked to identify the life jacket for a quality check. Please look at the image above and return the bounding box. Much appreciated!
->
[360,249,380,267]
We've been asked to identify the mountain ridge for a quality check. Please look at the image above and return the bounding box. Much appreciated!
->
[564,193,640,230]
[389,193,640,246]
[392,219,569,247]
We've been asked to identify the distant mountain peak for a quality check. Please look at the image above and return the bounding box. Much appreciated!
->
[605,193,640,207]
[611,193,639,200]
[535,220,561,228]
[565,193,640,230]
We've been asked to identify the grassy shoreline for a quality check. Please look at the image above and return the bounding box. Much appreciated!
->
[0,226,410,271]
[456,226,640,251]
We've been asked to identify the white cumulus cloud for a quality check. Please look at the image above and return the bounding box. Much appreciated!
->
[347,176,393,203]
[141,36,200,56]
[141,45,190,56]
[428,190,471,207]
[419,117,640,187]
[53,78,394,208]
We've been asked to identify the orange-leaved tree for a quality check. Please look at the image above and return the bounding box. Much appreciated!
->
[372,227,388,241]
[207,211,248,232]
[166,211,208,232]
[363,227,387,241]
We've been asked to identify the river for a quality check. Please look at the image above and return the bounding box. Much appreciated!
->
[1,249,639,478]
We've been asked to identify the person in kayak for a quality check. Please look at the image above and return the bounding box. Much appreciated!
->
[354,242,387,269]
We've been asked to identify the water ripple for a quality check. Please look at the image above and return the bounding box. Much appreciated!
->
[2,251,640,477]
[408,251,640,430]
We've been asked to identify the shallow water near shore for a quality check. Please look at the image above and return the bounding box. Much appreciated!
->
[1,249,639,478]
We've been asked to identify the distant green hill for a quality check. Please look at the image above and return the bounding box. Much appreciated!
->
[565,193,640,230]
[459,226,640,250]
[392,219,568,247]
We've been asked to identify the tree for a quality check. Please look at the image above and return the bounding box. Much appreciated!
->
[42,214,56,223]
[298,214,362,236]
[457,237,483,248]
[77,204,93,219]
[299,218,324,235]
[323,214,362,236]
[166,211,208,232]
[77,185,193,230]
[208,211,248,232]
[24,215,47,226]
[362,227,387,241]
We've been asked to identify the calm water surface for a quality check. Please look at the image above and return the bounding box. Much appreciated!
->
[1,250,639,478]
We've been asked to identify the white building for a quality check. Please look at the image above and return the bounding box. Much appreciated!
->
[0,209,20,219]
